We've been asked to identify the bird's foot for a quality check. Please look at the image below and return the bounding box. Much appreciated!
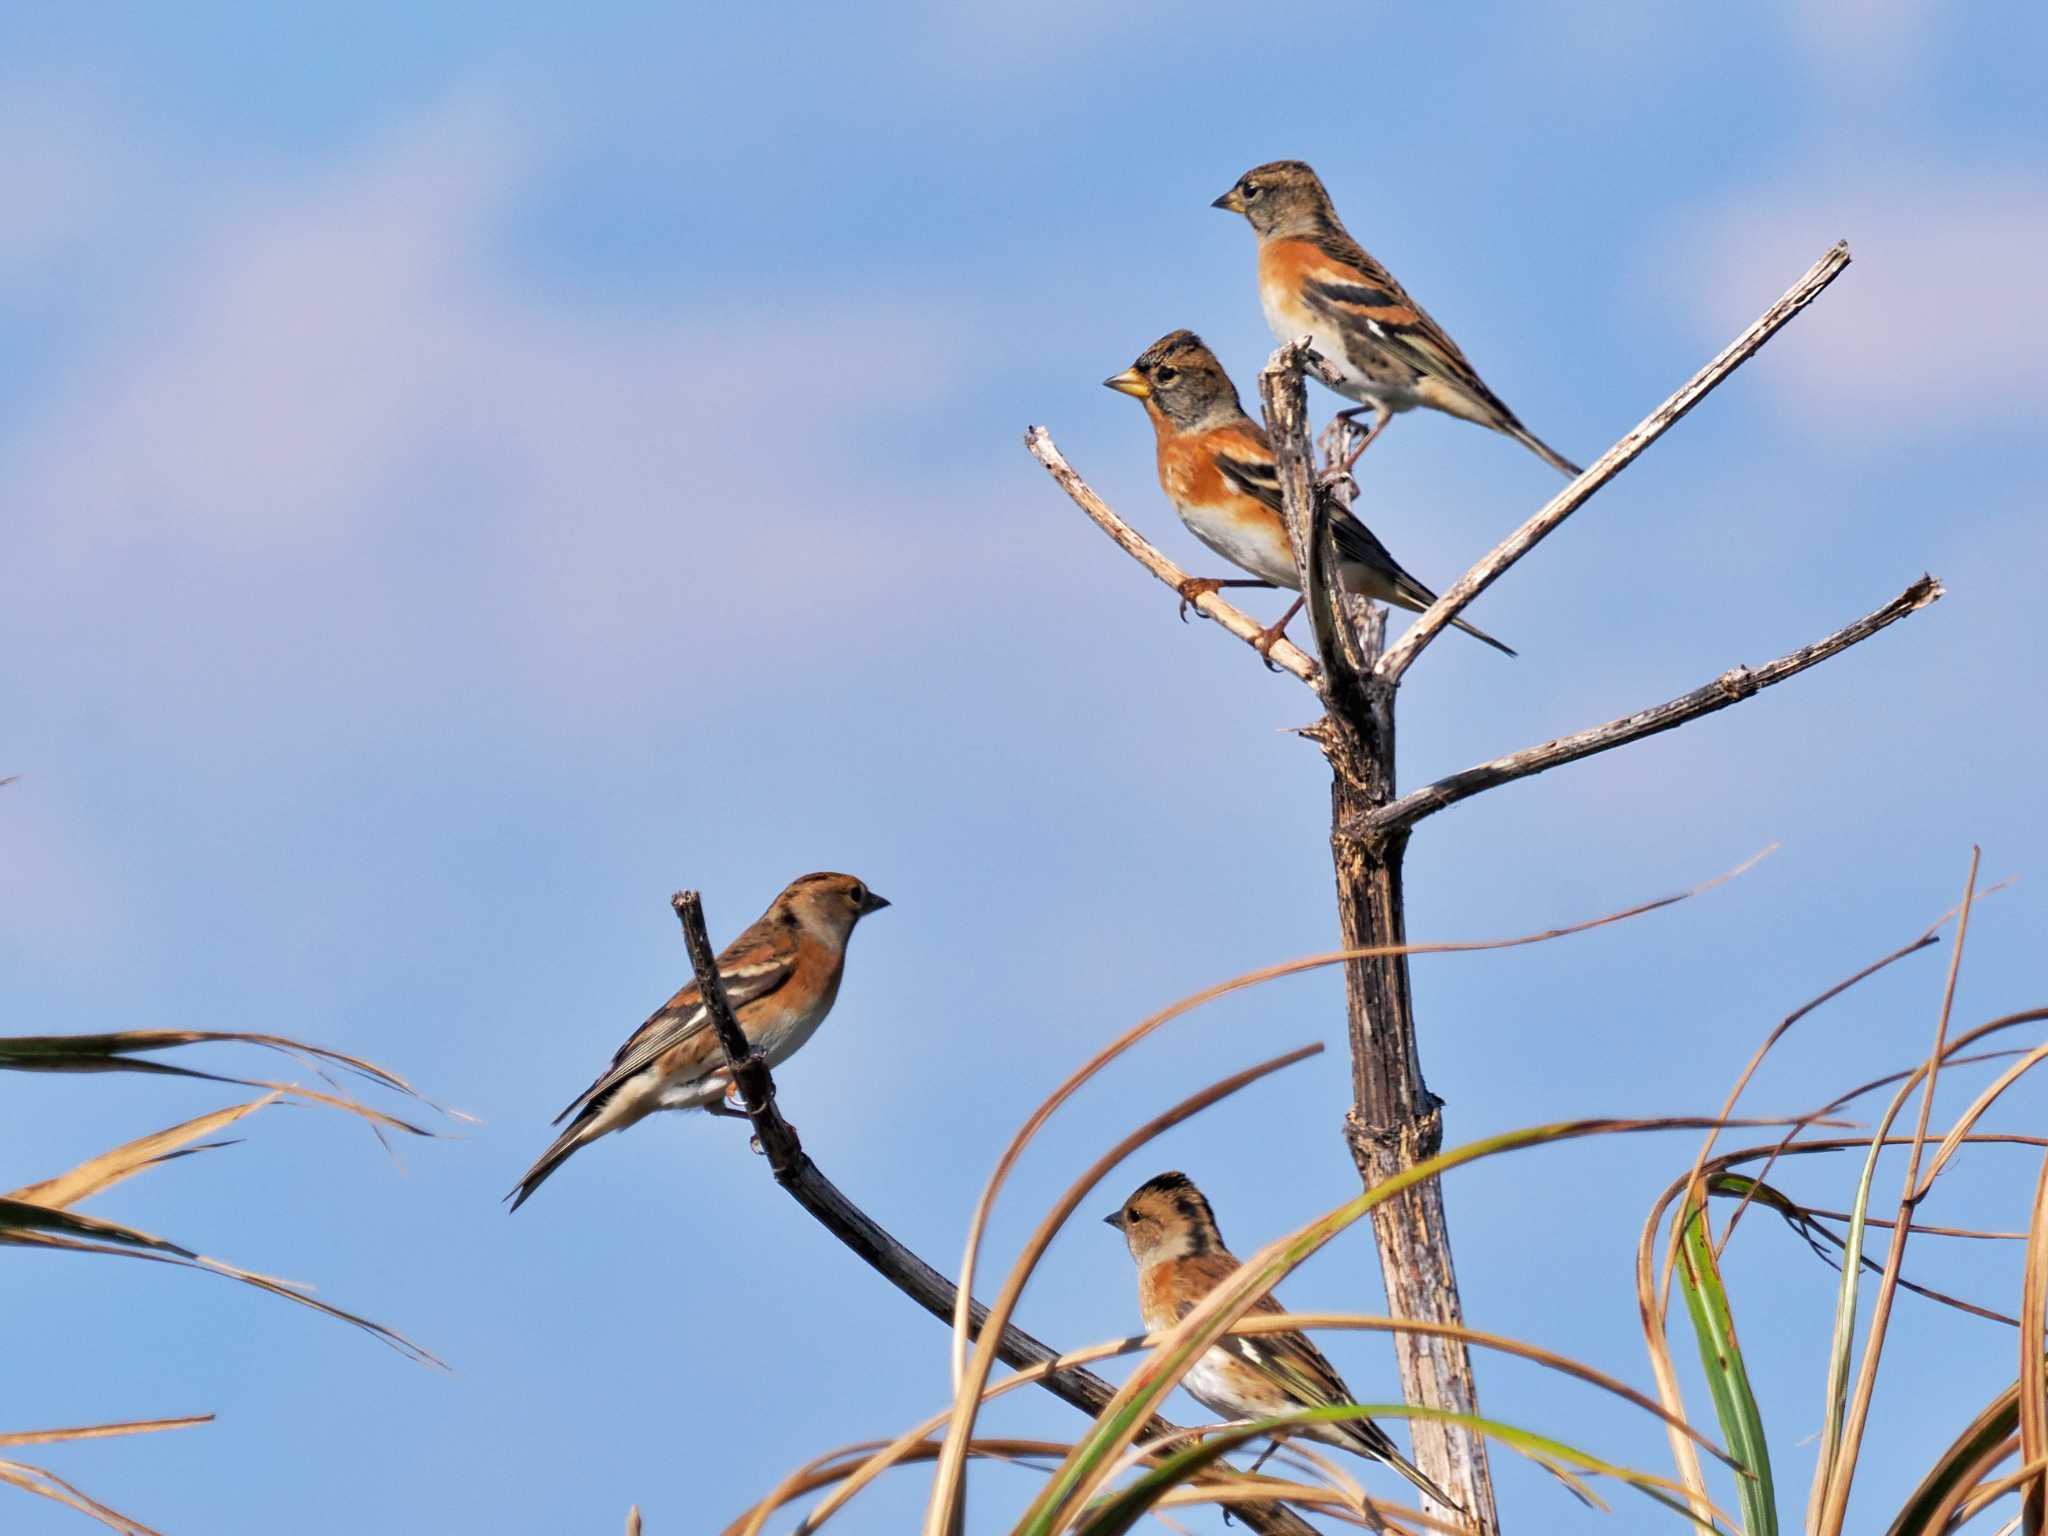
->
[1251,597,1307,668]
[1175,576,1227,621]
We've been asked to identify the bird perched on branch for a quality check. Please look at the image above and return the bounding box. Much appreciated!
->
[1104,329,1514,659]
[1106,1171,1457,1510]
[1213,159,1580,477]
[507,872,889,1211]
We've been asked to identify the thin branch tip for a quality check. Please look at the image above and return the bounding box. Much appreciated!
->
[1023,424,1320,683]
[1377,242,1856,683]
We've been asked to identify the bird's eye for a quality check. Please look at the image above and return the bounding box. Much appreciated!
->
[849,883,867,905]
[1242,183,1262,200]
[1152,365,1179,383]
[1124,1207,1138,1223]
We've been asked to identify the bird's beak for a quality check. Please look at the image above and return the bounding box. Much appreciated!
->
[1102,366,1150,399]
[1101,1212,1121,1229]
[1211,187,1247,214]
[862,891,892,914]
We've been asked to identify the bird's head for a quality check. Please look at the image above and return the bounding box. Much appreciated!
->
[1212,160,1333,240]
[1102,330,1244,431]
[1104,1171,1225,1264]
[777,871,890,945]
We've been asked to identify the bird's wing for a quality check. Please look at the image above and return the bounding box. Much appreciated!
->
[1299,234,1512,418]
[1168,1254,1408,1465]
[552,927,800,1125]
[1204,428,1286,518]
[1328,513,1439,612]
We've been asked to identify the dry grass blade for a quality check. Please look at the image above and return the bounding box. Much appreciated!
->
[723,1439,1084,1536]
[0,1201,445,1367]
[0,1459,171,1536]
[4,1097,280,1208]
[627,1504,643,1535]
[1077,1402,1735,1536]
[1635,915,1947,1527]
[925,1044,1323,1536]
[794,1302,1735,1535]
[2020,1151,2048,1535]
[1965,1457,2048,1526]
[1814,848,1981,1536]
[0,1416,210,1450]
[1711,1174,2021,1327]
[1680,919,1944,1279]
[945,850,1770,1396]
[1027,1116,1801,1535]
[0,1028,419,1093]
[1717,1043,2032,1254]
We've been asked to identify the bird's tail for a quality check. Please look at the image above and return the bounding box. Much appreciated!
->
[1380,1443,1461,1513]
[1450,612,1517,658]
[506,1117,595,1213]
[1502,418,1581,478]
[1346,1419,1462,1512]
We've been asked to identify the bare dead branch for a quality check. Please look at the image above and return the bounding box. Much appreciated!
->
[673,891,803,1170]
[1023,426,1320,683]
[1377,241,1853,683]
[1260,339,1371,704]
[668,891,1319,1536]
[1364,574,1941,836]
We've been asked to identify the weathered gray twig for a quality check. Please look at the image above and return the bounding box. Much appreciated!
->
[1377,240,1854,684]
[670,891,1319,1536]
[1260,340,1368,708]
[1364,574,1944,836]
[1024,426,1320,683]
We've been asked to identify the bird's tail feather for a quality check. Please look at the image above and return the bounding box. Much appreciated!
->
[1450,613,1517,658]
[1381,1443,1461,1513]
[506,1119,591,1212]
[1346,1419,1461,1512]
[1504,419,1581,478]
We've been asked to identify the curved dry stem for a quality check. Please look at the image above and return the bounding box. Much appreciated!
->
[1033,1115,1798,1533]
[946,850,1772,1396]
[723,1439,1082,1536]
[793,1300,1734,1532]
[1816,851,1981,1536]
[1717,1046,2030,1253]
[2019,1152,2048,1533]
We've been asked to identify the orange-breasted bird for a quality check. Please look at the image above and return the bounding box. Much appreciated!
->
[507,872,889,1211]
[1105,330,1514,659]
[1106,1171,1457,1509]
[1213,160,1580,477]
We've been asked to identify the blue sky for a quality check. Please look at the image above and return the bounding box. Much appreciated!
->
[3,3,2044,1532]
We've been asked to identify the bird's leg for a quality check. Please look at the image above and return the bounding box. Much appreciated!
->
[1176,576,1274,622]
[1339,404,1394,472]
[1251,596,1307,666]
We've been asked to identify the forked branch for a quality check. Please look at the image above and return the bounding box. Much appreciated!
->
[1378,241,1853,683]
[1363,574,1944,836]
[669,891,1319,1536]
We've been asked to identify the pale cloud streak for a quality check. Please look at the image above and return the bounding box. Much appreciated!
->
[3,90,977,726]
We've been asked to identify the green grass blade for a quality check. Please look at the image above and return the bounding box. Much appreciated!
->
[1019,1117,1772,1536]
[1675,1193,1774,1535]
[1076,1403,1728,1536]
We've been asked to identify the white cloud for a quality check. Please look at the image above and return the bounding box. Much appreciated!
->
[1642,166,2048,435]
[2,91,977,723]
[0,83,132,285]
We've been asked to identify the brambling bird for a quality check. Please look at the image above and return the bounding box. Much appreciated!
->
[507,872,889,1211]
[1105,330,1514,659]
[1213,160,1581,477]
[1106,1172,1456,1509]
